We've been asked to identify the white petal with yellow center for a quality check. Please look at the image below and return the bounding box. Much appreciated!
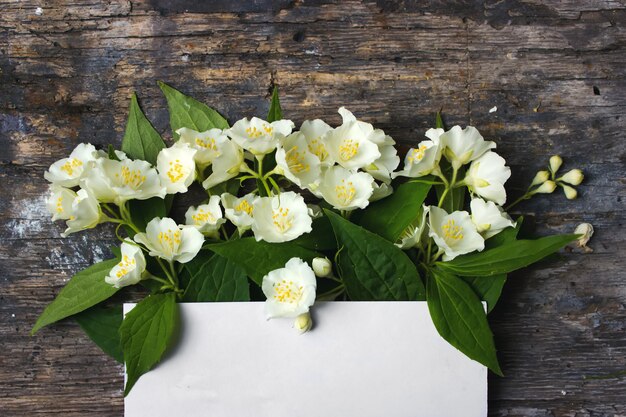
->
[439,125,496,170]
[428,206,484,261]
[300,119,334,166]
[317,166,374,211]
[202,139,244,190]
[134,217,204,263]
[105,241,146,288]
[61,188,102,237]
[227,117,294,156]
[464,151,511,205]
[275,132,321,189]
[44,143,98,187]
[176,127,229,168]
[251,192,312,243]
[185,195,225,238]
[221,192,258,231]
[46,185,77,221]
[157,143,197,194]
[261,257,317,319]
[470,198,516,239]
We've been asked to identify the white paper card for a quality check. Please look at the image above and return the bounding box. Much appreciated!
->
[124,302,487,417]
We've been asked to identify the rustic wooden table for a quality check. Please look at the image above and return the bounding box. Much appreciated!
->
[1,1,625,415]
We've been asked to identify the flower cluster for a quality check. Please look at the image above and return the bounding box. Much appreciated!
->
[37,86,586,392]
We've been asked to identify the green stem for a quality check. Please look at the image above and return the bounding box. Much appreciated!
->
[437,166,459,208]
[505,192,532,211]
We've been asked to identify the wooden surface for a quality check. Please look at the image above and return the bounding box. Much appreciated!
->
[1,0,625,415]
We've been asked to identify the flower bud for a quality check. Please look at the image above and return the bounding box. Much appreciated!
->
[574,223,594,252]
[530,170,550,187]
[562,184,578,200]
[559,169,584,186]
[294,312,313,334]
[549,155,562,175]
[312,257,333,277]
[533,180,557,194]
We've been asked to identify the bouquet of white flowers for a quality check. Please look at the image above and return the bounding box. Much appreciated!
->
[33,83,584,395]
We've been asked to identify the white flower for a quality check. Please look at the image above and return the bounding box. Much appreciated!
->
[46,185,76,221]
[261,257,317,319]
[134,217,204,263]
[300,119,334,166]
[61,189,102,237]
[469,198,516,239]
[294,312,313,334]
[324,108,381,170]
[157,143,197,194]
[104,241,146,288]
[428,206,484,261]
[574,223,594,253]
[370,182,393,202]
[464,151,511,205]
[251,191,312,243]
[275,132,321,189]
[176,127,229,168]
[396,206,429,250]
[439,126,496,169]
[221,192,257,231]
[317,166,374,211]
[366,140,400,184]
[559,169,584,186]
[44,143,98,187]
[227,117,294,156]
[394,141,443,180]
[185,196,226,238]
[201,139,244,190]
[81,158,165,204]
[312,257,332,277]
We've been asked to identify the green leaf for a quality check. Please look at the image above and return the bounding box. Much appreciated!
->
[120,293,178,396]
[435,111,445,129]
[267,86,283,122]
[206,238,320,285]
[128,197,166,232]
[75,304,124,363]
[183,254,250,302]
[158,81,229,140]
[358,181,431,242]
[32,259,120,334]
[108,144,121,161]
[121,93,166,165]
[437,234,578,277]
[292,216,337,251]
[484,217,523,250]
[325,209,425,301]
[427,268,502,375]
[462,275,507,313]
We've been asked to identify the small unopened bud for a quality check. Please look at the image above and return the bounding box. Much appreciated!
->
[294,312,313,334]
[574,223,594,252]
[312,257,332,277]
[559,169,584,186]
[530,170,550,187]
[533,180,557,194]
[562,184,578,200]
[549,155,563,175]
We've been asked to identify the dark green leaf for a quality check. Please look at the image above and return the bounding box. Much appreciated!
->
[437,234,578,277]
[32,259,120,334]
[267,86,283,122]
[325,209,425,301]
[120,293,178,396]
[121,93,166,165]
[358,181,431,242]
[108,144,121,161]
[462,275,507,313]
[292,216,337,251]
[183,254,250,302]
[75,304,124,363]
[128,197,166,232]
[158,81,229,140]
[427,268,502,375]
[484,216,523,250]
[206,238,320,285]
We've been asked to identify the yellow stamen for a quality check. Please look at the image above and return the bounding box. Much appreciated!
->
[115,254,136,278]
[116,166,146,189]
[285,146,310,174]
[339,139,359,161]
[167,159,185,183]
[235,199,253,216]
[157,228,182,254]
[60,158,83,176]
[408,144,428,164]
[192,208,216,225]
[335,179,356,205]
[272,207,292,232]
[308,137,328,161]
[442,219,464,241]
[272,279,303,304]
[195,136,217,150]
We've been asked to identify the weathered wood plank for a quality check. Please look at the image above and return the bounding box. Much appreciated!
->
[1,1,625,416]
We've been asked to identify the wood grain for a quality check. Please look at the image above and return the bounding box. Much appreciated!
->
[1,0,625,415]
